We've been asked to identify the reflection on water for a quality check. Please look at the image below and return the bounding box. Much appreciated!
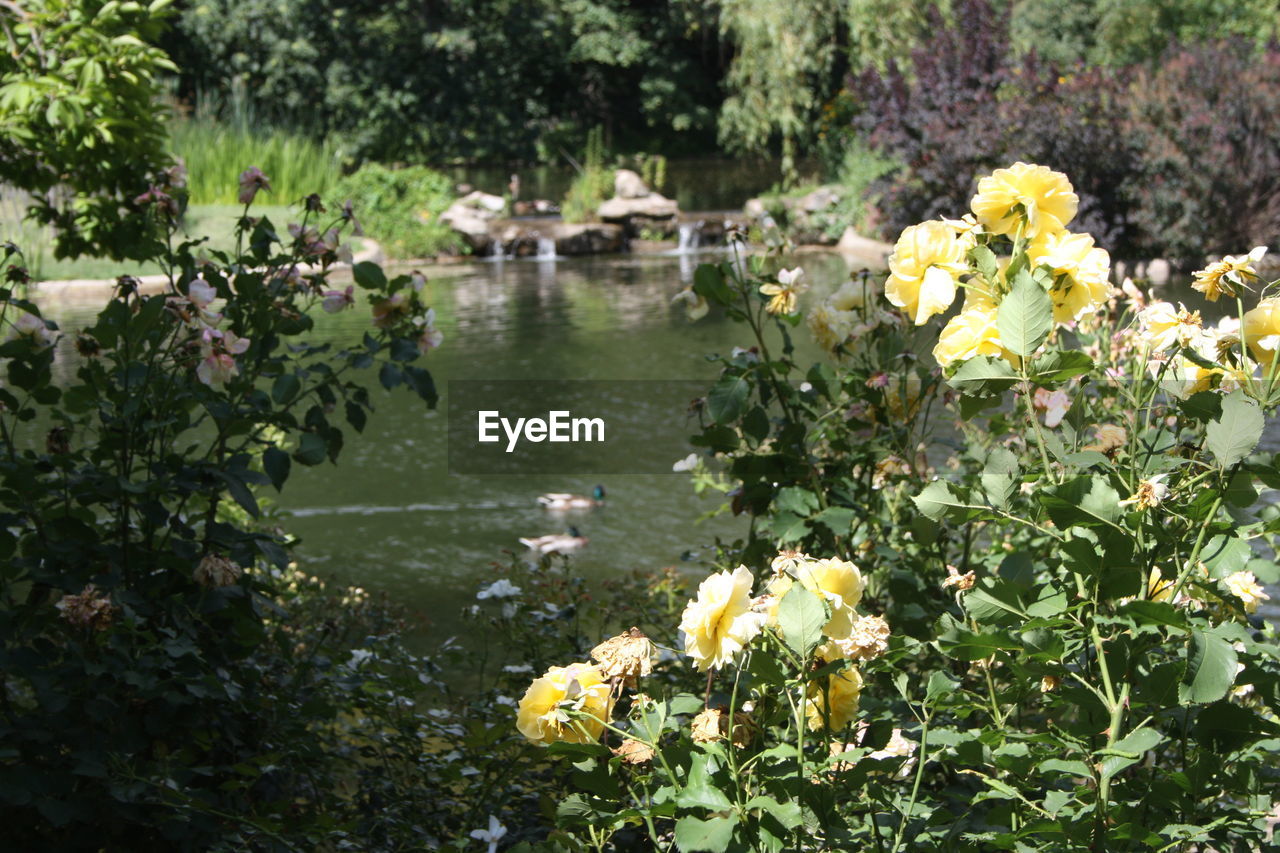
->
[32,252,1279,638]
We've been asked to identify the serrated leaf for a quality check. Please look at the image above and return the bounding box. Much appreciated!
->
[1029,351,1094,383]
[262,446,291,491]
[912,480,984,521]
[352,261,387,290]
[1098,727,1163,781]
[1180,627,1237,705]
[1040,476,1121,529]
[997,270,1053,358]
[673,815,738,853]
[812,506,855,535]
[1206,391,1263,467]
[777,584,827,658]
[707,374,749,423]
[948,355,1018,395]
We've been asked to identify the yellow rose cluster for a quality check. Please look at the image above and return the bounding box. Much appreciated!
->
[879,162,1111,368]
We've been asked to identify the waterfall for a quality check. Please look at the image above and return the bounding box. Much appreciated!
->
[676,221,700,253]
[536,236,557,260]
[490,236,510,260]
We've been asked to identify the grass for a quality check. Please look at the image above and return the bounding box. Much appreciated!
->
[0,204,354,281]
[170,118,343,206]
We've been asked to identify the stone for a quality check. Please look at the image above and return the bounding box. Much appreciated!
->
[551,222,624,255]
[597,194,680,237]
[836,227,894,271]
[613,169,650,199]
[441,191,508,253]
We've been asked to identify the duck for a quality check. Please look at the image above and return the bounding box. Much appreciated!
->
[519,526,589,556]
[537,485,606,511]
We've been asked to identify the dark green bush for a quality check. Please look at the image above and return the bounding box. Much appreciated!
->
[334,163,460,258]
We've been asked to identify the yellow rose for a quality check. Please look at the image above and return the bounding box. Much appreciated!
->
[1243,297,1280,365]
[971,162,1078,239]
[1223,570,1269,613]
[804,653,863,731]
[792,557,864,639]
[885,221,968,325]
[679,566,766,671]
[1029,230,1111,323]
[1140,301,1203,352]
[1192,246,1266,302]
[933,300,1003,368]
[807,303,855,351]
[516,663,614,746]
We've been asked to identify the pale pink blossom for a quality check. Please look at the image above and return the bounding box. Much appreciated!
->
[238,167,271,205]
[322,285,355,314]
[1033,387,1071,427]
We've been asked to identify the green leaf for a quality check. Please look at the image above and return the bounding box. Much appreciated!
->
[271,373,301,404]
[673,815,738,853]
[215,471,259,518]
[981,446,1019,509]
[1180,627,1238,705]
[1206,391,1263,467]
[294,432,327,466]
[1098,726,1163,781]
[262,446,291,491]
[676,753,734,810]
[812,506,856,535]
[776,584,827,659]
[707,374,749,423]
[1192,701,1280,751]
[936,615,1022,661]
[947,355,1018,396]
[996,269,1053,358]
[1040,476,1121,529]
[693,263,733,305]
[912,480,984,522]
[1029,351,1094,384]
[745,796,802,830]
[352,261,388,290]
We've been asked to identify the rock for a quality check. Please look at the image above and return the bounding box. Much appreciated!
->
[614,169,651,199]
[799,186,841,213]
[836,227,893,271]
[551,222,624,255]
[597,194,680,236]
[441,191,508,253]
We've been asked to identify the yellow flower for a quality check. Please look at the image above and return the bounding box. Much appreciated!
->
[1084,423,1127,453]
[1192,246,1266,302]
[832,614,891,662]
[1146,568,1175,603]
[1243,297,1280,365]
[933,299,1003,368]
[1223,570,1270,613]
[970,162,1078,239]
[1118,474,1170,511]
[1030,230,1111,323]
[516,663,614,746]
[829,278,879,311]
[792,557,865,639]
[672,287,709,321]
[883,371,923,421]
[885,221,968,325]
[1139,302,1203,352]
[679,566,766,671]
[760,268,807,315]
[807,303,854,350]
[590,627,654,680]
[805,647,863,731]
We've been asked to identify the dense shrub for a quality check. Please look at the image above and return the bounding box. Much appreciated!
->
[0,178,448,848]
[855,0,1280,264]
[334,164,460,258]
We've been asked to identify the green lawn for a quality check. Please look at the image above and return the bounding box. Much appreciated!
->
[2,204,360,282]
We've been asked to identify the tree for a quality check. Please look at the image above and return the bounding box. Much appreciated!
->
[0,0,176,260]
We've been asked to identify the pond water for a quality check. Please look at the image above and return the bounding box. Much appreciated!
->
[32,250,1280,642]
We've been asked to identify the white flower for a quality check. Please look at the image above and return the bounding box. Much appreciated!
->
[672,453,699,472]
[477,579,522,600]
[470,815,507,853]
[188,277,217,308]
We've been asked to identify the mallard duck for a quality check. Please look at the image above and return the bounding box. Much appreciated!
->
[519,526,589,556]
[537,485,606,511]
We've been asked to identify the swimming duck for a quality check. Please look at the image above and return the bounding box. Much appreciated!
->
[537,485,606,511]
[519,526,589,556]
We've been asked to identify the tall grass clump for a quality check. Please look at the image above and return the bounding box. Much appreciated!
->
[171,117,343,206]
[561,126,613,224]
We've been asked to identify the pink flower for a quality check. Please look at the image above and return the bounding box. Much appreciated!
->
[188,277,216,309]
[1033,388,1071,428]
[195,328,250,387]
[866,372,890,389]
[415,308,444,353]
[238,167,271,205]
[322,286,355,314]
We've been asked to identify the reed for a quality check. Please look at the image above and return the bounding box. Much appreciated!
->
[171,118,342,206]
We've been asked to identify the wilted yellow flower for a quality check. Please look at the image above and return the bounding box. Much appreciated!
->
[613,738,655,764]
[516,662,614,746]
[193,554,243,588]
[1118,474,1170,511]
[792,557,865,639]
[1140,302,1203,352]
[883,371,923,421]
[872,454,911,489]
[1242,297,1280,365]
[970,162,1078,239]
[1040,675,1060,693]
[885,221,969,325]
[933,300,1003,368]
[829,278,879,311]
[770,549,812,576]
[760,268,807,315]
[691,707,755,746]
[1084,423,1127,453]
[1146,568,1175,603]
[833,614,891,662]
[942,564,975,591]
[679,566,765,671]
[1192,246,1266,302]
[807,303,854,350]
[1030,230,1111,323]
[1223,571,1270,613]
[804,664,863,731]
[591,627,655,680]
[55,584,115,631]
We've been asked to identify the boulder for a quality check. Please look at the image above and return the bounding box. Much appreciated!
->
[551,222,624,255]
[614,169,651,199]
[441,191,507,253]
[835,227,893,271]
[597,194,680,236]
